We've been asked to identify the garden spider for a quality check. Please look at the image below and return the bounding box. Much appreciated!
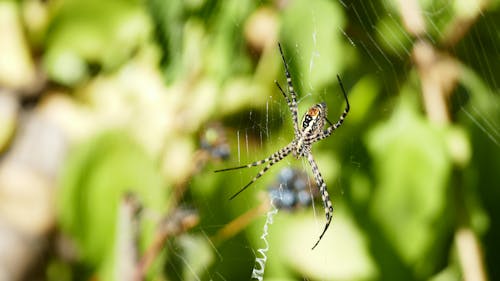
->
[215,43,350,249]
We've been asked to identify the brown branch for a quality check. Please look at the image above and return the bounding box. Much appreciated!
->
[134,208,199,281]
[412,40,459,124]
[441,0,491,47]
[211,198,270,245]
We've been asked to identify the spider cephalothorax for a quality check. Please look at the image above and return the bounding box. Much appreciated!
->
[215,43,350,249]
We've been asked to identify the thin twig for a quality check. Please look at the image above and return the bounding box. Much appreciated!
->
[135,209,199,281]
[211,198,270,245]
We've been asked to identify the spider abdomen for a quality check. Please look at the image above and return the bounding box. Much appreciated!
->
[293,103,328,158]
[301,103,327,133]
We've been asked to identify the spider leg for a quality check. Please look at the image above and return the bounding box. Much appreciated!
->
[276,80,302,133]
[325,117,334,127]
[214,158,270,173]
[228,145,292,200]
[214,145,294,173]
[337,74,350,110]
[331,75,350,126]
[278,43,300,136]
[275,80,291,106]
[307,153,333,250]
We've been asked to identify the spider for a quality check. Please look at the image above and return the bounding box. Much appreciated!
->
[215,43,350,249]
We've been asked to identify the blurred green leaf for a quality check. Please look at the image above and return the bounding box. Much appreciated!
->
[375,15,412,58]
[282,0,346,92]
[58,131,169,277]
[270,206,378,281]
[348,74,381,124]
[44,0,150,85]
[366,93,452,276]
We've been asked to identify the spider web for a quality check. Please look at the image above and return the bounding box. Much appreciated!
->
[175,1,499,280]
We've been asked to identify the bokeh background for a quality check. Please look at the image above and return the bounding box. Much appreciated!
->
[0,0,499,280]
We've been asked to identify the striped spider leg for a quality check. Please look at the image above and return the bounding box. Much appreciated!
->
[214,145,294,200]
[275,43,299,136]
[215,43,350,249]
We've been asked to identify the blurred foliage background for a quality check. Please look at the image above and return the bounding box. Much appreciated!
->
[0,0,499,280]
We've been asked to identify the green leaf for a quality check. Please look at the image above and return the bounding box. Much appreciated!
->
[267,205,378,280]
[365,94,452,276]
[58,131,168,275]
[281,0,346,92]
[44,0,150,85]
